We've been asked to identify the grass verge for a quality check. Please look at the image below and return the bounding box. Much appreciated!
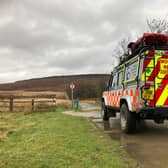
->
[0,107,137,168]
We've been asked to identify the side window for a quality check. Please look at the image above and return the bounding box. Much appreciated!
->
[125,59,138,81]
[117,71,123,88]
[111,73,117,90]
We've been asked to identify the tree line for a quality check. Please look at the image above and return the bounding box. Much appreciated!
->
[66,80,108,99]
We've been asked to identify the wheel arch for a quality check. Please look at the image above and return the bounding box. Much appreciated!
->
[120,96,133,111]
[102,96,108,106]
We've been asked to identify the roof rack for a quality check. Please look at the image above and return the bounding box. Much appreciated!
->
[118,33,168,65]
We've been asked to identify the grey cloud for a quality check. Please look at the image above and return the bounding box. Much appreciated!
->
[0,0,166,83]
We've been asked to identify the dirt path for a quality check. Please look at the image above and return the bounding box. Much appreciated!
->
[79,102,100,112]
[63,102,101,118]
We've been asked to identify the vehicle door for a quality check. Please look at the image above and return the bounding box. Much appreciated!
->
[117,69,124,108]
[108,72,118,107]
[142,50,168,107]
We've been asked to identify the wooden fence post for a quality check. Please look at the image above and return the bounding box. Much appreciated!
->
[10,96,13,112]
[32,99,34,112]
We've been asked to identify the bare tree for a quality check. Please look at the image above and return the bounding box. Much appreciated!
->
[113,16,168,65]
[147,16,168,34]
[113,37,130,64]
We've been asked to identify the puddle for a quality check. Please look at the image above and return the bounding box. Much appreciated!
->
[92,117,168,168]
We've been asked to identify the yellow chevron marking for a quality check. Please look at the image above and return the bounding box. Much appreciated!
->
[156,84,168,106]
[155,55,165,91]
[155,77,163,91]
[142,51,163,82]
[141,50,168,106]
[142,56,163,83]
[155,53,168,106]
[142,58,154,81]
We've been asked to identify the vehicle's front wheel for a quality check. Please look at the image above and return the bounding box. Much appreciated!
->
[101,101,109,121]
[120,103,136,133]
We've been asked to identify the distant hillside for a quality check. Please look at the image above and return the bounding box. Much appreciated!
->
[0,74,110,99]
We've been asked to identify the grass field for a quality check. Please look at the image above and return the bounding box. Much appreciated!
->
[0,108,136,168]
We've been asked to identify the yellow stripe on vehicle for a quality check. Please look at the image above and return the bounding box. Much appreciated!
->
[156,84,168,106]
[155,53,167,106]
[155,55,164,91]
[142,52,162,82]
[142,58,154,81]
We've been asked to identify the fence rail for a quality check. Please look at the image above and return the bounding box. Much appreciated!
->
[0,96,57,112]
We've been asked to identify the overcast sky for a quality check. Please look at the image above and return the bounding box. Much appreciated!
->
[0,0,167,83]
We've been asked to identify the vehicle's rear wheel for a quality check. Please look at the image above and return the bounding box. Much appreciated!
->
[120,103,136,133]
[101,101,109,121]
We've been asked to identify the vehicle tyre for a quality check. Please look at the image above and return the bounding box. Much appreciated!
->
[120,103,136,133]
[101,101,109,121]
